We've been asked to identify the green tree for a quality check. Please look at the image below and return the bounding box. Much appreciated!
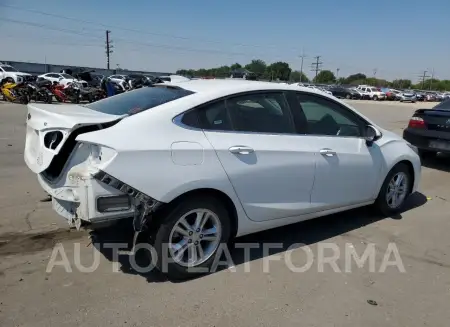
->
[244,59,266,77]
[345,73,367,84]
[391,79,412,89]
[314,70,336,83]
[290,70,309,82]
[265,61,291,81]
[230,63,242,70]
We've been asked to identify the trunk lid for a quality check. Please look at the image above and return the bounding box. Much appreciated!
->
[24,103,124,174]
[414,108,450,132]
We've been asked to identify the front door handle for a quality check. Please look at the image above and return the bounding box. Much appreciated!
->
[319,148,336,156]
[229,146,254,155]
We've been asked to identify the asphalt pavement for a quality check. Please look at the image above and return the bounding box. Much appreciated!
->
[1,100,449,327]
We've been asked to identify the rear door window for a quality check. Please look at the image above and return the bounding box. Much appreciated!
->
[226,92,295,134]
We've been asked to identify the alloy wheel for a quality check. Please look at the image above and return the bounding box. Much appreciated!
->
[385,172,408,209]
[168,209,222,267]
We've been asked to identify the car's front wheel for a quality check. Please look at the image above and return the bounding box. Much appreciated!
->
[375,163,412,216]
[152,195,231,280]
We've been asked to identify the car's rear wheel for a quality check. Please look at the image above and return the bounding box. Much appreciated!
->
[152,195,231,280]
[373,95,378,101]
[375,163,411,216]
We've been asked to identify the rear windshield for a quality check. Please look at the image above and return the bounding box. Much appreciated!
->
[433,98,450,110]
[85,86,194,116]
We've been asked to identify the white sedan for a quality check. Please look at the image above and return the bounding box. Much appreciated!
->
[38,72,88,87]
[24,80,421,279]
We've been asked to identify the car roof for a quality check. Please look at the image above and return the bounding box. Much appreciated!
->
[164,79,324,96]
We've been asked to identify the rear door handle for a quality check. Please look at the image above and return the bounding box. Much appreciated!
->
[319,148,336,156]
[229,146,254,155]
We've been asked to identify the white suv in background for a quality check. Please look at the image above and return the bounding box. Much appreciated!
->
[0,64,32,83]
[357,85,386,101]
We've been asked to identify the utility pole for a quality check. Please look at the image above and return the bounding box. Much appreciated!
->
[311,56,323,81]
[373,68,377,77]
[299,51,307,83]
[420,70,430,89]
[105,30,113,70]
[429,68,435,90]
[336,68,340,82]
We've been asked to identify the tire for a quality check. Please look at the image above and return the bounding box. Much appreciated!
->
[373,95,378,101]
[375,163,412,216]
[20,95,29,105]
[151,195,232,280]
[346,94,351,99]
[46,94,53,104]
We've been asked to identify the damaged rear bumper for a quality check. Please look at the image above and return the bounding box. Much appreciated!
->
[38,171,136,228]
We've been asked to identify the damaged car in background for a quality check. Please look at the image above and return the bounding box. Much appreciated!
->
[24,80,421,279]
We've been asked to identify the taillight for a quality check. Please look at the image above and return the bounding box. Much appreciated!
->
[408,116,426,129]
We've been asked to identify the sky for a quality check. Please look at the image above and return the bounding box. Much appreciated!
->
[0,0,448,81]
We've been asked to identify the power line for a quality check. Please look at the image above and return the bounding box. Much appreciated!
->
[0,17,255,58]
[311,56,323,80]
[0,18,104,40]
[0,3,304,53]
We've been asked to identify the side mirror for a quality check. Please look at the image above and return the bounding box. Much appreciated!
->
[365,125,381,146]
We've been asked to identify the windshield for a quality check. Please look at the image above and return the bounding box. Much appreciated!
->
[61,73,74,79]
[85,86,194,116]
[1,65,18,72]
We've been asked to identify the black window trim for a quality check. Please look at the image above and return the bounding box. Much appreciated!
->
[173,90,297,136]
[289,91,370,139]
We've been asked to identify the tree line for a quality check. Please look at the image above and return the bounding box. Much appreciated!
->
[176,59,450,91]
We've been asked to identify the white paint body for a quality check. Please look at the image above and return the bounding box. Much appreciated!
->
[0,64,31,83]
[38,73,87,87]
[23,80,421,237]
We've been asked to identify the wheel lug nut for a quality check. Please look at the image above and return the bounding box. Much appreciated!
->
[188,231,193,236]
[188,239,192,243]
[199,234,203,238]
[196,228,200,232]
[194,241,198,245]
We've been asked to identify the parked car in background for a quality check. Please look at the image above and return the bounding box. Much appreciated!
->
[329,86,361,99]
[24,80,421,279]
[414,91,425,102]
[0,64,33,83]
[38,72,88,87]
[381,88,397,101]
[357,85,386,101]
[403,97,450,158]
[398,90,416,103]
[425,92,437,102]
[351,87,369,99]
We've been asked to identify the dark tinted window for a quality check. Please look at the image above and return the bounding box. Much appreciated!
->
[199,101,233,131]
[85,87,194,116]
[227,93,294,133]
[180,110,200,128]
[295,93,363,137]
